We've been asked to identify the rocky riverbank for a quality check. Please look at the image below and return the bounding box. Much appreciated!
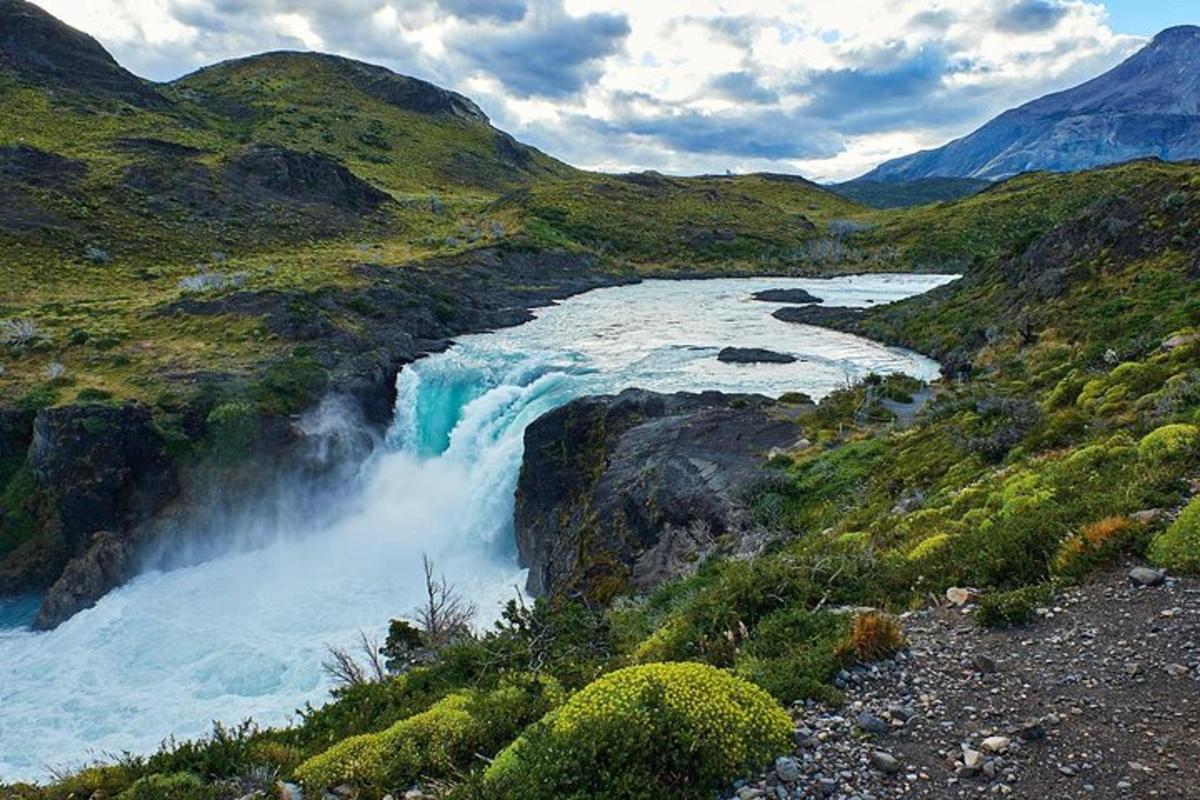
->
[728,565,1198,800]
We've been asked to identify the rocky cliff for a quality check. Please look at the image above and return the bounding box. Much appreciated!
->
[514,389,808,601]
[0,246,631,627]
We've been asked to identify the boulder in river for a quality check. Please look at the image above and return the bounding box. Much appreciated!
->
[752,288,824,304]
[718,347,797,364]
[514,389,801,599]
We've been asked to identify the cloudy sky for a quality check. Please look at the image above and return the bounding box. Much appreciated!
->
[30,0,1198,181]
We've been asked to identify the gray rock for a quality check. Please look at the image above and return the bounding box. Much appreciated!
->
[717,347,798,365]
[33,532,133,631]
[774,756,802,783]
[980,735,1011,753]
[972,654,998,673]
[1129,567,1166,587]
[515,389,798,597]
[751,288,824,305]
[856,711,891,735]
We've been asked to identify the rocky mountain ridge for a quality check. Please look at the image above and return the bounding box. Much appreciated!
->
[861,26,1200,182]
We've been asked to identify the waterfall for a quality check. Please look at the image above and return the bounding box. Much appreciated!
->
[0,274,956,781]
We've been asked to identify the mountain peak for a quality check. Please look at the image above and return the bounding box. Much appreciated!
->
[1151,25,1200,46]
[175,51,490,124]
[860,28,1200,182]
[0,0,163,106]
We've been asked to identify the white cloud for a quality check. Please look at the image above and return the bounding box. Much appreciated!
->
[28,0,1145,180]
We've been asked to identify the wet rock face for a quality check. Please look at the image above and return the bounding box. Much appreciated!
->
[0,407,35,469]
[32,531,132,630]
[514,389,801,600]
[28,403,178,556]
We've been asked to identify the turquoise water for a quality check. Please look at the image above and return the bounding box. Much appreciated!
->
[0,274,955,781]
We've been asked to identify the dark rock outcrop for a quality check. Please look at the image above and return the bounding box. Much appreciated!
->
[752,288,824,304]
[0,0,165,107]
[0,145,87,233]
[514,389,803,600]
[226,145,391,213]
[28,404,178,557]
[32,531,132,630]
[718,347,798,364]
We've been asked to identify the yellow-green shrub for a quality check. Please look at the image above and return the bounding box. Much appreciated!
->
[1149,495,1200,573]
[1137,423,1200,465]
[295,676,563,794]
[483,663,791,800]
[907,533,951,562]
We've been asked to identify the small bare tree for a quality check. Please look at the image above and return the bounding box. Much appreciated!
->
[321,630,387,689]
[415,553,476,648]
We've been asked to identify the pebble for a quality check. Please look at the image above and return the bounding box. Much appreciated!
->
[872,750,902,773]
[981,736,1011,753]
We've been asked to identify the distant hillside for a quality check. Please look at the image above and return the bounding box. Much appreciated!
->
[830,177,990,208]
[861,26,1200,182]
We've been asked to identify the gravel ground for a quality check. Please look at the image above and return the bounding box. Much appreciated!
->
[730,564,1199,800]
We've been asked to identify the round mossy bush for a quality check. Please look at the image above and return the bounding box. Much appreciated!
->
[483,662,792,800]
[1149,495,1200,573]
[1137,423,1200,465]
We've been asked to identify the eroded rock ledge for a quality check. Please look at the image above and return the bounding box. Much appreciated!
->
[514,389,810,601]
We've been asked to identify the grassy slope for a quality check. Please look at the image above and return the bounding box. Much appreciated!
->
[0,58,872,403]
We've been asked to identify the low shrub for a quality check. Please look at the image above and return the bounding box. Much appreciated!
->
[295,676,563,794]
[483,662,791,800]
[1052,516,1140,579]
[975,583,1054,628]
[907,533,951,562]
[1148,495,1200,573]
[115,772,217,800]
[734,607,848,704]
[204,401,256,462]
[839,611,906,663]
